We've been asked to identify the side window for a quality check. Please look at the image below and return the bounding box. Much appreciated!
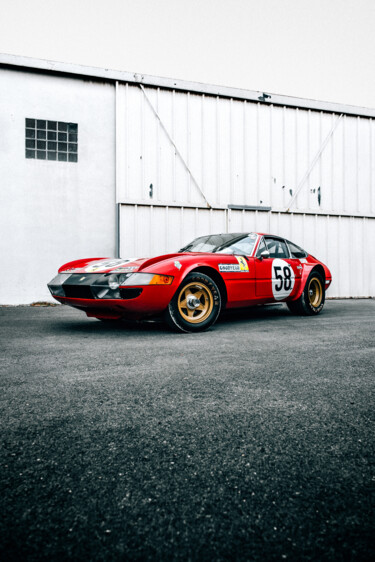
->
[256,238,267,257]
[264,237,289,258]
[287,241,308,258]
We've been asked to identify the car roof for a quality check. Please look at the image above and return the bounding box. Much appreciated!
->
[206,232,287,239]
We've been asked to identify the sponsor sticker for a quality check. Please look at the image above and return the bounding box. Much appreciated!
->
[219,257,249,273]
[236,256,249,271]
[219,264,241,272]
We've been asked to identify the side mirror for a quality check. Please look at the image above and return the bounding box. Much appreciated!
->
[258,250,270,260]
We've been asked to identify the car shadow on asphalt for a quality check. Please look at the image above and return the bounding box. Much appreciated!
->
[221,303,287,322]
[52,304,292,335]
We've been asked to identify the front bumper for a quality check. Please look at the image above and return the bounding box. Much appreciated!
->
[48,273,176,319]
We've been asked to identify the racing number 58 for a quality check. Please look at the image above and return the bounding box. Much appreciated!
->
[274,265,292,291]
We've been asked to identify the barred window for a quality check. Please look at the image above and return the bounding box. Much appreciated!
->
[25,118,78,163]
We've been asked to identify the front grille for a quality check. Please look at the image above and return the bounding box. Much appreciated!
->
[63,285,94,299]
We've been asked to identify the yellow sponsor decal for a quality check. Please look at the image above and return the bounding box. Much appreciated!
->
[236,256,249,272]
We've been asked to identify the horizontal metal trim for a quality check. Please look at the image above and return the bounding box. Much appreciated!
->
[119,201,375,220]
[276,208,375,219]
[1,53,374,118]
[119,201,222,210]
[228,204,272,212]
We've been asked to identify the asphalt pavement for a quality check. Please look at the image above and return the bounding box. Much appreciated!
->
[0,300,374,561]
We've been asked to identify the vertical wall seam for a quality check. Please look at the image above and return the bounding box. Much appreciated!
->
[243,100,247,206]
[343,115,346,213]
[172,89,176,202]
[256,102,260,205]
[269,104,273,209]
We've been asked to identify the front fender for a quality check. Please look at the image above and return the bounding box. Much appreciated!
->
[144,258,225,300]
[169,261,219,297]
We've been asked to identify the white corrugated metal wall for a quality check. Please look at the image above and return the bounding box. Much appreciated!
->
[117,84,375,298]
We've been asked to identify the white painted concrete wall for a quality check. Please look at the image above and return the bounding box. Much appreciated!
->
[0,69,116,304]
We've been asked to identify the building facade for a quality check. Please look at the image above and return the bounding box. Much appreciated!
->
[1,54,374,304]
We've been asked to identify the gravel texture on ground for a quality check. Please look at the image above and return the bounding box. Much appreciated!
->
[0,300,374,561]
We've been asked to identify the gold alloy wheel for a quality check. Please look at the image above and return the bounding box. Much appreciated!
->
[177,282,214,324]
[308,277,323,308]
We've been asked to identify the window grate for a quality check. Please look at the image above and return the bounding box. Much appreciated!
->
[25,119,78,162]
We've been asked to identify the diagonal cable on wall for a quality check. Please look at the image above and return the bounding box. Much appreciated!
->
[139,84,212,209]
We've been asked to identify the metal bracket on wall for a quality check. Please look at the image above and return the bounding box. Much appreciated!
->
[139,84,212,209]
[286,113,343,212]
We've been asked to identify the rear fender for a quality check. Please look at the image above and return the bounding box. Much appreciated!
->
[292,264,326,301]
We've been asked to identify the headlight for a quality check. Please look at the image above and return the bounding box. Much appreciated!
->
[91,272,173,299]
[107,273,130,290]
[122,273,173,286]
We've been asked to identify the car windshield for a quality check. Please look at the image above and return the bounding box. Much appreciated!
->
[179,233,258,255]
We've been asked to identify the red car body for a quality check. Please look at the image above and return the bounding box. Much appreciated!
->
[48,232,332,332]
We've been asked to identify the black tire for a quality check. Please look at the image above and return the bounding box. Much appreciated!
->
[287,271,325,315]
[165,272,221,333]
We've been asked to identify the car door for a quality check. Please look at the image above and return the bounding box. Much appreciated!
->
[254,237,273,298]
[215,234,257,306]
[255,236,302,300]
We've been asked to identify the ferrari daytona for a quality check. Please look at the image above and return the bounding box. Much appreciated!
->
[48,232,332,332]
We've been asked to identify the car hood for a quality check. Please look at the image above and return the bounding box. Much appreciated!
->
[58,254,189,274]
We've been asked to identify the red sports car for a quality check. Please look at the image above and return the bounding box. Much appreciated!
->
[48,232,332,332]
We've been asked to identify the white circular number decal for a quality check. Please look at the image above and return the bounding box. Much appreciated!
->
[272,259,295,300]
[86,258,138,273]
